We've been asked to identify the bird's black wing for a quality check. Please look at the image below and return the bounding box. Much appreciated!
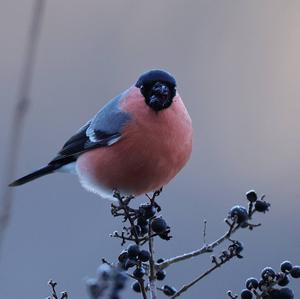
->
[49,92,131,167]
[48,123,120,166]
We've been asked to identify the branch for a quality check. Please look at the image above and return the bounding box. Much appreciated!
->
[102,190,269,299]
[170,241,243,299]
[0,0,46,256]
[157,220,239,270]
[148,221,157,299]
[47,280,68,299]
[157,209,261,271]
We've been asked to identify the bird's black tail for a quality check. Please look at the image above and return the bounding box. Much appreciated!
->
[9,165,57,187]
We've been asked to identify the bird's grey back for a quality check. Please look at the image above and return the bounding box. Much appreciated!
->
[86,91,131,142]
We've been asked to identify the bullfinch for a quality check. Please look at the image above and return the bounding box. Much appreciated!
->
[10,70,193,199]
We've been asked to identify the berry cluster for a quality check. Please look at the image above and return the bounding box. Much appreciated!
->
[118,245,150,270]
[111,192,171,245]
[228,190,270,229]
[85,189,273,299]
[110,190,175,297]
[245,190,270,213]
[230,261,300,299]
[129,255,177,297]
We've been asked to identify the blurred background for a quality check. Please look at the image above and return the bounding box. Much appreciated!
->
[1,0,300,298]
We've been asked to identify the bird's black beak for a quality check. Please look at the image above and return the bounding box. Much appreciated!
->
[146,82,174,111]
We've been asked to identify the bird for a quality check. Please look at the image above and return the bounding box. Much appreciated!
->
[9,69,193,199]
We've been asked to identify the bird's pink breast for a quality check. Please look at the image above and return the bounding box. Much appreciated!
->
[76,87,192,197]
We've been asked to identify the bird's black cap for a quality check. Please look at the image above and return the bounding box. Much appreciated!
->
[135,69,176,88]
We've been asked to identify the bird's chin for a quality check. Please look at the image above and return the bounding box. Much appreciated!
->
[147,97,172,111]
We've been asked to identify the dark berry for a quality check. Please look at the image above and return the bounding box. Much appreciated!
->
[281,261,293,273]
[133,267,146,278]
[140,225,149,235]
[278,288,294,299]
[127,244,140,257]
[163,285,177,296]
[229,206,249,224]
[278,274,290,286]
[97,264,111,281]
[258,279,266,291]
[240,222,249,228]
[156,270,166,280]
[246,277,259,290]
[157,258,164,263]
[118,250,128,263]
[110,293,120,299]
[261,267,276,281]
[124,259,136,269]
[151,217,168,233]
[246,190,258,202]
[269,289,281,299]
[86,278,102,299]
[114,272,127,290]
[241,289,253,299]
[255,200,270,212]
[229,241,244,255]
[132,282,141,293]
[139,250,150,262]
[139,203,156,219]
[158,230,172,240]
[290,266,300,278]
[114,281,126,291]
[137,217,148,227]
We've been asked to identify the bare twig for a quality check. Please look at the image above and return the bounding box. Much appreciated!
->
[157,220,239,270]
[0,0,46,256]
[203,219,207,245]
[158,209,259,271]
[170,262,222,298]
[113,191,140,245]
[148,221,157,299]
[227,290,238,299]
[138,278,148,299]
[170,242,243,299]
[47,280,68,299]
[48,280,58,299]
